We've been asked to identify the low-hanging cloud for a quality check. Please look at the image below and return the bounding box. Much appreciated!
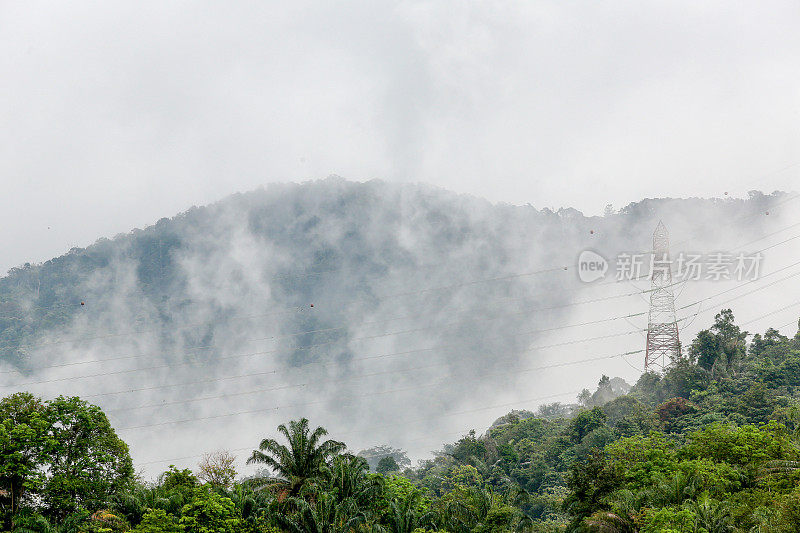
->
[1,179,798,478]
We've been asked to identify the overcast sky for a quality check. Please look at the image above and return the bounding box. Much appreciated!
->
[1,1,799,273]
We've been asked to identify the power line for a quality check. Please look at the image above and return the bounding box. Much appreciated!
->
[75,220,800,360]
[136,389,583,466]
[4,197,799,370]
[114,354,613,432]
[666,192,800,253]
[1,278,660,377]
[131,288,800,468]
[4,264,569,352]
[8,326,645,390]
[8,248,800,391]
[742,160,800,189]
[771,317,800,334]
[106,267,800,424]
[96,251,800,444]
[0,259,567,322]
[674,263,800,326]
[83,323,609,398]
[8,246,798,387]
[131,291,800,468]
[41,275,800,467]
[108,348,644,416]
[729,220,800,253]
[4,195,799,443]
[740,299,800,328]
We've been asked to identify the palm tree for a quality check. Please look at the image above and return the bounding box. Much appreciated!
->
[686,495,733,533]
[650,471,700,506]
[276,492,364,533]
[584,510,638,533]
[247,418,346,498]
[323,454,383,506]
[112,482,172,524]
[228,481,273,523]
[375,491,438,533]
[582,490,645,533]
[439,486,524,533]
[12,510,90,533]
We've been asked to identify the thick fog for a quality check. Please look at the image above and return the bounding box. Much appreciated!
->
[1,179,798,477]
[2,0,800,480]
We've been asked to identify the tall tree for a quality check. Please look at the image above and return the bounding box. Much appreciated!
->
[276,493,363,533]
[42,396,133,521]
[381,491,437,533]
[197,450,237,489]
[0,393,50,529]
[323,454,382,506]
[247,418,345,498]
[690,309,748,374]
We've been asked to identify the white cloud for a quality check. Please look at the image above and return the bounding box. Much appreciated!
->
[0,1,798,271]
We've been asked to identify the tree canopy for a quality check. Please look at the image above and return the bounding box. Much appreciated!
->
[4,310,800,531]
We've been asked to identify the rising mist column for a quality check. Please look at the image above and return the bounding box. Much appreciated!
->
[644,221,681,370]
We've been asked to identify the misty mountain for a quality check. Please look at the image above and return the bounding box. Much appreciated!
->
[0,178,790,469]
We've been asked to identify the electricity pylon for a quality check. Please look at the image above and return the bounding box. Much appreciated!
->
[645,221,681,370]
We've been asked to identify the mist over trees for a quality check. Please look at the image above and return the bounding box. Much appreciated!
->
[0,181,788,450]
[4,312,800,531]
[1,179,798,530]
[0,179,786,374]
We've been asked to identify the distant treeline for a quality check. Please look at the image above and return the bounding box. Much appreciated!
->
[4,310,800,531]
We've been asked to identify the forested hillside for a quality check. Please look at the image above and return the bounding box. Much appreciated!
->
[2,180,799,531]
[3,0,799,530]
[0,180,789,461]
[4,311,800,532]
[0,179,784,373]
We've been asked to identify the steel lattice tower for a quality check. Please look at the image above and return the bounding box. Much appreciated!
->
[645,221,681,370]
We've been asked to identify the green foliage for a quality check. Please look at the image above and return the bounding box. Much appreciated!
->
[377,456,400,475]
[691,328,722,371]
[43,396,133,520]
[6,311,800,532]
[568,407,607,443]
[640,506,697,532]
[690,309,748,376]
[322,454,382,510]
[0,394,132,530]
[682,421,791,467]
[247,417,345,498]
[178,492,239,533]
[449,430,487,466]
[381,490,436,533]
[132,508,184,533]
[660,358,710,399]
[563,450,623,529]
[10,508,91,533]
[275,492,362,533]
[383,476,430,510]
[0,392,50,523]
[161,467,199,493]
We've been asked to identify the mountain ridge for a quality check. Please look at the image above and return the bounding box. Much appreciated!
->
[0,178,794,475]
